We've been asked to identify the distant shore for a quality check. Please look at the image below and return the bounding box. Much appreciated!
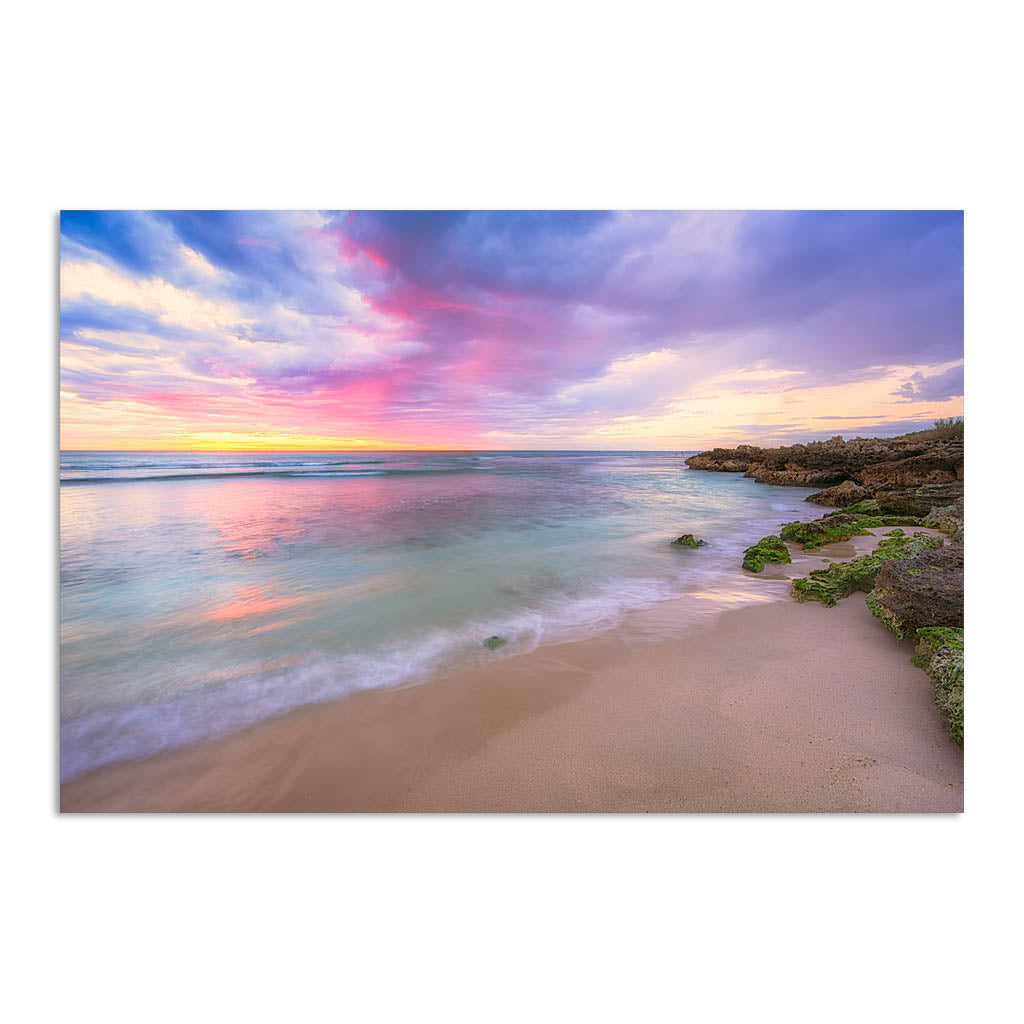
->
[61,526,962,812]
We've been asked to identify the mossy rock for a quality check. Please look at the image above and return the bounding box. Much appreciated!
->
[865,592,904,635]
[791,532,943,607]
[671,533,706,548]
[742,535,791,573]
[832,498,882,516]
[865,542,962,638]
[912,627,963,744]
[483,635,507,651]
[854,514,924,529]
[779,513,922,551]
[883,528,905,537]
[922,504,964,542]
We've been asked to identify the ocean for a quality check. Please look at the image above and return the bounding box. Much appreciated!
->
[59,450,817,781]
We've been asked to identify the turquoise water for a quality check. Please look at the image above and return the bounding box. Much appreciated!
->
[60,450,817,781]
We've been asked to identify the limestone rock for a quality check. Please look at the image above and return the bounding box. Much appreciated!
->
[866,543,963,638]
[806,479,872,507]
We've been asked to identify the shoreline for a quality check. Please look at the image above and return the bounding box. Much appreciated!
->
[60,526,962,812]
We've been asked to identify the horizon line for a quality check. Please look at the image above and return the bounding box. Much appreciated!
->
[59,446,704,454]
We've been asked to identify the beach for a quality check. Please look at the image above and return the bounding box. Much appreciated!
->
[61,527,963,812]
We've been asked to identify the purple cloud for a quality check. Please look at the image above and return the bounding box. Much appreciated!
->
[892,363,964,402]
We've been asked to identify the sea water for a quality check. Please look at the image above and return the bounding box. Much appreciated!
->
[60,450,817,780]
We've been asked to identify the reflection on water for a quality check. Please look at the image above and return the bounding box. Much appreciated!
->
[60,450,817,780]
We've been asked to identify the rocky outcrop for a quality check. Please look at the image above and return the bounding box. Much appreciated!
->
[684,444,762,473]
[685,433,964,512]
[866,542,964,638]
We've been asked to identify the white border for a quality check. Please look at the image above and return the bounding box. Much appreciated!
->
[5,2,1021,1021]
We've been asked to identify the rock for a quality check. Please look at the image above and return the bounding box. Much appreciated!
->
[872,484,964,518]
[779,512,922,550]
[858,450,962,489]
[806,479,872,506]
[671,533,706,548]
[742,535,791,573]
[684,448,758,472]
[791,532,943,607]
[912,627,964,745]
[483,635,507,651]
[823,499,881,516]
[865,542,963,638]
[923,503,965,542]
[685,434,964,508]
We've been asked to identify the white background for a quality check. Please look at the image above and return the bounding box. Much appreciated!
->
[3,1,1020,1021]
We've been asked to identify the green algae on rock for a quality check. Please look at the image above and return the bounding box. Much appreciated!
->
[912,627,964,744]
[742,535,791,573]
[791,533,943,607]
[779,513,923,551]
[827,498,882,516]
[671,533,706,548]
[779,515,870,550]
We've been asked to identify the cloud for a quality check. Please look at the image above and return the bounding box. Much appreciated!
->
[892,363,964,402]
[59,211,964,448]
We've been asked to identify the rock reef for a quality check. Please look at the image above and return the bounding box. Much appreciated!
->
[684,432,963,515]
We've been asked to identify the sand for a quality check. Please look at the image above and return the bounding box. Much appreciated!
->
[60,528,963,813]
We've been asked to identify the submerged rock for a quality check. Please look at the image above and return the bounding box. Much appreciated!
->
[742,535,791,573]
[865,542,963,638]
[912,627,964,745]
[483,635,507,651]
[671,533,706,548]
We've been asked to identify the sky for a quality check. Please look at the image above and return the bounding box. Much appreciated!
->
[59,211,964,451]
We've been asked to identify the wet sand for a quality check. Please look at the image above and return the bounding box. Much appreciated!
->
[60,528,963,812]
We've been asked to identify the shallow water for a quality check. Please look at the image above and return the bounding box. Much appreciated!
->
[60,450,818,780]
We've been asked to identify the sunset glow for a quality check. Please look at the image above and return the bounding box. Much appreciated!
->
[60,211,964,450]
